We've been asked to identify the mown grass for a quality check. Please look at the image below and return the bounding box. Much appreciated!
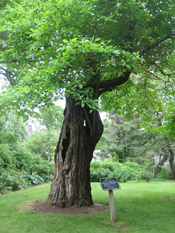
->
[0,180,175,233]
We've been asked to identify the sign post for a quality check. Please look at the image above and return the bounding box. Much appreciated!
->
[109,190,116,222]
[99,177,120,223]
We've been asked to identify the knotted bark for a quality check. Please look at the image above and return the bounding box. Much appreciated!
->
[48,97,103,207]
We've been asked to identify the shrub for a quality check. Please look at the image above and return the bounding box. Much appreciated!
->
[90,160,141,182]
[0,143,54,194]
[141,170,154,180]
[22,173,45,185]
[0,144,12,170]
[91,167,111,181]
[31,158,54,177]
[158,168,173,179]
[0,170,27,194]
[0,113,55,194]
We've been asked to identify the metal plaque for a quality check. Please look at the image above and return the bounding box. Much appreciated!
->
[99,177,120,191]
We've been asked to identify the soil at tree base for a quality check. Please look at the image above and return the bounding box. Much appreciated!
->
[22,201,107,215]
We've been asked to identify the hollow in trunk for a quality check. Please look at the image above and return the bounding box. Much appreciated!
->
[48,97,103,207]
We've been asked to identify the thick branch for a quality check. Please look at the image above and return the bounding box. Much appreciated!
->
[98,71,130,95]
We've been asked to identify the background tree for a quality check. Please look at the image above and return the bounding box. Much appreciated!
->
[150,102,175,179]
[24,130,60,161]
[0,0,175,206]
[39,105,63,131]
[97,113,175,178]
[96,114,151,162]
[24,105,63,161]
[0,111,27,144]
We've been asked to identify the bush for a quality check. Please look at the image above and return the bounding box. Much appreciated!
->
[91,167,111,181]
[0,113,55,194]
[0,170,27,194]
[0,143,54,194]
[0,144,12,169]
[158,168,173,179]
[141,170,154,180]
[31,158,54,177]
[90,160,141,182]
[22,173,45,185]
[23,171,53,185]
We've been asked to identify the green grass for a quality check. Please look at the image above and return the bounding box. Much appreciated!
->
[0,180,175,233]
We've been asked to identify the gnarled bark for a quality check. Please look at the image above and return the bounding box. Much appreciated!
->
[48,97,103,207]
[167,142,175,180]
[164,137,175,180]
[154,154,169,177]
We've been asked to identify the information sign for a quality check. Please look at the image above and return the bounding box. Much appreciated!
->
[99,177,120,191]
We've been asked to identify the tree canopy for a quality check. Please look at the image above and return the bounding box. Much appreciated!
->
[1,0,175,114]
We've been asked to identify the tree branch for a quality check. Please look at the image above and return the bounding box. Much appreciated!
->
[154,63,173,77]
[145,70,167,82]
[141,34,175,54]
[145,70,175,86]
[98,71,130,95]
[0,72,6,77]
[0,67,16,85]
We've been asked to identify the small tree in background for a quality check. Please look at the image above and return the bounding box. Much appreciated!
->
[24,130,59,161]
[39,105,63,131]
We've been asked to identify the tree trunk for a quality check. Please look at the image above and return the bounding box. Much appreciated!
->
[167,143,175,180]
[154,154,169,177]
[48,97,103,207]
[165,137,175,180]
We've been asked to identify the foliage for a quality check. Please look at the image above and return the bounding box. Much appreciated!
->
[153,102,175,140]
[90,160,141,182]
[97,113,175,179]
[24,130,59,161]
[0,110,55,193]
[0,0,175,113]
[0,144,12,169]
[0,143,54,193]
[158,167,174,180]
[97,115,154,161]
[0,170,27,194]
[38,104,63,131]
[22,173,45,185]
[0,111,27,144]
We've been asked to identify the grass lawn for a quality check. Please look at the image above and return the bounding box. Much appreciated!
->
[0,180,175,233]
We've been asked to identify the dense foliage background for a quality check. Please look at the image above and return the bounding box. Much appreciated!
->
[0,108,60,193]
[0,107,174,194]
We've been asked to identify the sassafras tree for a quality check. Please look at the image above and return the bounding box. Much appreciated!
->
[0,0,175,206]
